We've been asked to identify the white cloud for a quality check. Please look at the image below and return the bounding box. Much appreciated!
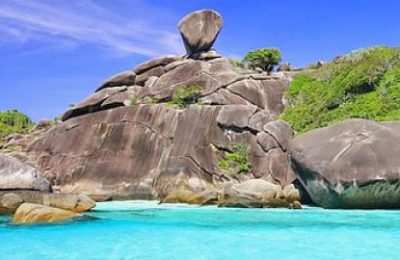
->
[0,0,183,57]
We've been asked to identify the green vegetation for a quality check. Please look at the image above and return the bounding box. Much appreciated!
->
[229,58,244,69]
[130,95,138,106]
[169,84,204,108]
[281,46,400,133]
[0,110,35,141]
[243,48,282,73]
[147,97,159,104]
[218,143,251,175]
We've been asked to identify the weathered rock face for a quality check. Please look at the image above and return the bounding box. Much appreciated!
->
[178,9,223,55]
[0,155,51,192]
[1,9,299,207]
[12,203,80,224]
[27,103,295,201]
[292,119,400,209]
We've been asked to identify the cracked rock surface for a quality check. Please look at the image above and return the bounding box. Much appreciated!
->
[7,53,296,204]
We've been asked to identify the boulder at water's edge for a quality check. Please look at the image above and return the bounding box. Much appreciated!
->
[292,119,400,209]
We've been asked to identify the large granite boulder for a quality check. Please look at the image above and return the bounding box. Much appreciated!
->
[292,119,400,209]
[2,9,299,207]
[0,155,51,192]
[178,9,223,55]
[12,203,80,224]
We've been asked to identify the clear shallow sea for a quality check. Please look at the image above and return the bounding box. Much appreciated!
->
[1,201,400,260]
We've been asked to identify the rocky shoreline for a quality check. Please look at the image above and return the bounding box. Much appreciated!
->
[1,9,400,224]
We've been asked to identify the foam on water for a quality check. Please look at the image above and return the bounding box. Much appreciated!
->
[1,201,400,259]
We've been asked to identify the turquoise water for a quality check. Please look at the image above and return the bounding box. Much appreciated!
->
[1,201,400,259]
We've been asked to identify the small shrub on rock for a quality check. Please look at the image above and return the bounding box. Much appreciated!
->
[229,58,245,69]
[218,143,251,175]
[170,84,204,108]
[142,97,159,105]
[130,95,138,106]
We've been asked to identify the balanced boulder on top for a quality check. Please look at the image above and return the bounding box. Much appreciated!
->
[178,9,223,55]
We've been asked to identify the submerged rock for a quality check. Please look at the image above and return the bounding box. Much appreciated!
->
[12,203,80,224]
[292,119,400,209]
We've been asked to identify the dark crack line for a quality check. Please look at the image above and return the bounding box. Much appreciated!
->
[175,155,216,178]
[263,129,286,152]
[119,119,171,140]
[225,88,265,110]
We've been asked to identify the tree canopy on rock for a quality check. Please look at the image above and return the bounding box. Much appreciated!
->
[243,48,282,73]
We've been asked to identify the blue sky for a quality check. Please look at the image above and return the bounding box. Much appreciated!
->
[0,0,399,121]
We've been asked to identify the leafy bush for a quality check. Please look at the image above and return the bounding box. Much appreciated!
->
[229,58,244,69]
[130,95,137,106]
[218,143,251,174]
[141,96,160,105]
[169,84,203,108]
[0,110,34,140]
[243,48,282,73]
[281,46,400,133]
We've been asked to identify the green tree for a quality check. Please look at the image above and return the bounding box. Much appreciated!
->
[243,48,282,73]
[0,110,35,140]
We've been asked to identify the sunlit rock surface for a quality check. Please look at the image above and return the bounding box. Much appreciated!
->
[12,203,80,224]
